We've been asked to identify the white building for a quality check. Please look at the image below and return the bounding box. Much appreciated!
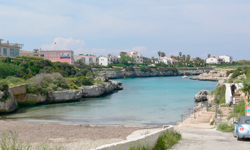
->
[218,55,233,63]
[126,51,143,63]
[0,39,23,57]
[206,56,223,64]
[74,55,98,65]
[99,56,119,66]
[158,57,179,65]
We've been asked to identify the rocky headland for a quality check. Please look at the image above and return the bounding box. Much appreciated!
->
[93,67,212,79]
[0,80,123,113]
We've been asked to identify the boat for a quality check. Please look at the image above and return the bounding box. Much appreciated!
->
[182,73,188,78]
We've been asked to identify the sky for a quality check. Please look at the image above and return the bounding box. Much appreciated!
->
[0,0,250,60]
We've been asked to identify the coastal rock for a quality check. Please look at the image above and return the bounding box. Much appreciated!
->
[80,84,106,97]
[0,89,18,113]
[194,90,210,102]
[47,89,83,102]
[24,94,47,104]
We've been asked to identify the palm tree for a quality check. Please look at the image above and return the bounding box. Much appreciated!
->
[33,49,39,53]
[179,52,182,57]
[151,57,155,63]
[207,54,211,58]
[158,51,161,58]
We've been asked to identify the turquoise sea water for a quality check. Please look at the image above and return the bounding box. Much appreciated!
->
[6,76,217,126]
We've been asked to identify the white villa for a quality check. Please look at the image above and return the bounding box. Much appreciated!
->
[218,55,233,63]
[0,39,23,57]
[126,51,143,64]
[74,54,99,65]
[158,57,179,65]
[99,56,119,66]
[206,55,233,64]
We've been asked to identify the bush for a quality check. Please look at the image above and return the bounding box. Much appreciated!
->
[231,70,242,78]
[217,122,234,132]
[75,76,93,86]
[153,131,181,150]
[27,73,69,94]
[0,81,9,101]
[139,66,151,72]
[0,62,25,78]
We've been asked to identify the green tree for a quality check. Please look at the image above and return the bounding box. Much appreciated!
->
[207,54,211,58]
[119,55,135,64]
[160,52,166,57]
[119,51,127,56]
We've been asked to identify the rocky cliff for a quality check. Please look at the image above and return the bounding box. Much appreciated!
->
[93,67,212,79]
[0,80,123,113]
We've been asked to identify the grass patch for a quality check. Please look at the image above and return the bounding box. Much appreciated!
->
[0,131,65,150]
[129,131,181,150]
[216,122,234,132]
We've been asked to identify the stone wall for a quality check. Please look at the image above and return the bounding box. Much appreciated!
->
[95,125,174,150]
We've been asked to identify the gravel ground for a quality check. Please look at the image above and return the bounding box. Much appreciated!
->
[0,120,144,150]
[171,126,250,150]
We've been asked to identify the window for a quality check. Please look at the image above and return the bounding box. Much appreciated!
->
[40,54,44,57]
[245,120,250,124]
[89,58,93,62]
[10,49,15,57]
[15,49,19,56]
[3,48,7,56]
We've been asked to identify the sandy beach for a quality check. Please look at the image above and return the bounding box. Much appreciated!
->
[0,120,147,150]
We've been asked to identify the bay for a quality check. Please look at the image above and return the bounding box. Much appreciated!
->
[6,76,217,126]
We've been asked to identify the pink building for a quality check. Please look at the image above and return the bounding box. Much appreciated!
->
[40,50,74,64]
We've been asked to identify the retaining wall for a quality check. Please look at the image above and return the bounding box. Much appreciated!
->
[94,125,174,150]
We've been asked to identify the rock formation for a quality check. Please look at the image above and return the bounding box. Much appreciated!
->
[194,90,210,102]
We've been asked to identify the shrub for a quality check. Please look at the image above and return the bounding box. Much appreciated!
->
[5,76,26,85]
[139,66,151,72]
[153,131,181,150]
[27,73,69,94]
[217,122,234,132]
[75,76,93,86]
[0,81,9,101]
[231,70,242,78]
[0,62,25,78]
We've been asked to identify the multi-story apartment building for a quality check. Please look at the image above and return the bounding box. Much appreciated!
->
[0,39,23,57]
[99,56,119,66]
[39,50,74,64]
[74,55,98,65]
[126,51,143,63]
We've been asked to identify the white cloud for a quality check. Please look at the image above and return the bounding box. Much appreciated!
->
[41,37,85,51]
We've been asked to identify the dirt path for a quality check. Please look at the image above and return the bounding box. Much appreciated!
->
[171,126,250,150]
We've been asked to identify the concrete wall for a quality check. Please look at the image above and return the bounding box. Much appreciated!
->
[94,125,174,150]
